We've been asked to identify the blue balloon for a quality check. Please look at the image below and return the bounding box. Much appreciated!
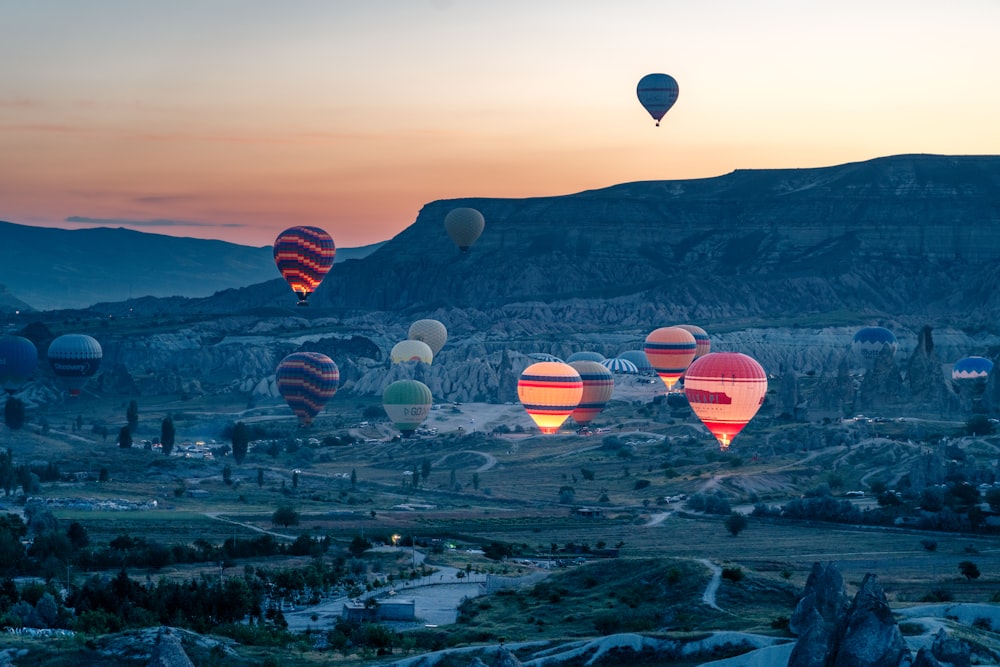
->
[952,356,993,383]
[851,327,897,367]
[0,335,37,394]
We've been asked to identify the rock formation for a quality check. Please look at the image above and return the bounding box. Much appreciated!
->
[788,563,906,667]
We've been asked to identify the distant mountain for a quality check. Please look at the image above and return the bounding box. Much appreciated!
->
[288,153,999,328]
[0,284,34,314]
[0,221,382,311]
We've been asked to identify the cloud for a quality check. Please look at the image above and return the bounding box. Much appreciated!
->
[65,216,246,229]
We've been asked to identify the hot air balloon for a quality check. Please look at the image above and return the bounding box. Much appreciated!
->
[644,327,697,390]
[676,324,711,359]
[569,361,614,426]
[684,352,767,451]
[276,352,340,426]
[528,353,564,363]
[0,335,37,395]
[390,340,434,365]
[566,351,606,363]
[636,73,679,126]
[952,356,993,385]
[383,380,433,436]
[517,362,583,434]
[851,327,897,369]
[48,334,102,397]
[619,350,652,373]
[408,319,448,356]
[273,226,336,305]
[444,208,485,252]
[601,357,639,375]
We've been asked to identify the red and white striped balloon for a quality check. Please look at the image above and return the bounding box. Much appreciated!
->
[684,352,767,450]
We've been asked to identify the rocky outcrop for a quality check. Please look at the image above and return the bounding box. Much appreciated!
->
[910,629,972,667]
[146,627,194,667]
[789,564,906,667]
[834,573,907,667]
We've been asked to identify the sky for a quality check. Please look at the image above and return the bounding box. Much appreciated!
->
[2,0,999,249]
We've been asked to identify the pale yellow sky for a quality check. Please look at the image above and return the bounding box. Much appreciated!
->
[1,0,998,247]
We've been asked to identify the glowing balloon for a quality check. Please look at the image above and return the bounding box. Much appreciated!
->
[444,208,485,252]
[48,334,102,397]
[408,319,448,356]
[517,362,583,434]
[851,327,897,369]
[676,324,711,359]
[952,356,993,384]
[684,352,767,450]
[390,340,434,365]
[273,226,336,305]
[276,352,340,426]
[383,380,433,436]
[569,361,614,426]
[636,73,679,126]
[644,327,697,390]
[0,335,37,395]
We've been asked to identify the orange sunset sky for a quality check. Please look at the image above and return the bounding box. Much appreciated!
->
[2,0,999,249]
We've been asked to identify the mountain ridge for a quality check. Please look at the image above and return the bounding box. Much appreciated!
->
[0,220,382,311]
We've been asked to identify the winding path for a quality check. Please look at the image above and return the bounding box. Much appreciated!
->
[699,558,723,611]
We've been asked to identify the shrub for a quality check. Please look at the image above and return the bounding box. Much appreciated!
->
[721,566,743,582]
[920,539,938,552]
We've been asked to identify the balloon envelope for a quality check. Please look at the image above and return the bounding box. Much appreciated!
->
[952,356,993,383]
[636,73,679,126]
[48,334,102,396]
[676,324,711,359]
[408,319,448,356]
[644,327,697,390]
[566,351,605,363]
[619,350,652,372]
[444,208,485,252]
[601,357,639,374]
[0,335,38,394]
[569,361,614,425]
[390,340,434,365]
[851,327,897,368]
[273,226,336,304]
[383,380,433,435]
[276,352,340,425]
[517,362,583,434]
[684,352,767,450]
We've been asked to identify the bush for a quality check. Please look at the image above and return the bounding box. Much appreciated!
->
[920,539,938,552]
[721,566,743,582]
[724,512,748,536]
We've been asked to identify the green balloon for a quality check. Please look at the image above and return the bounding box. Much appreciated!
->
[382,380,433,435]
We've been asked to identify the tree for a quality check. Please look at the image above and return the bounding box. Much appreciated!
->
[231,421,250,464]
[257,467,264,487]
[66,521,89,549]
[421,458,431,481]
[3,397,25,430]
[292,470,299,489]
[959,560,981,581]
[223,465,232,486]
[349,535,371,557]
[472,472,480,491]
[985,487,1000,512]
[126,400,139,433]
[965,414,994,436]
[351,468,357,488]
[724,512,748,536]
[117,426,132,449]
[160,416,176,456]
[272,504,299,528]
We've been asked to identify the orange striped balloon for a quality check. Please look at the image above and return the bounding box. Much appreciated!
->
[683,352,767,450]
[517,362,583,434]
[676,324,711,359]
[644,326,697,390]
[568,361,614,425]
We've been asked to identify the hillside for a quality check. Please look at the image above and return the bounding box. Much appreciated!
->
[294,153,1000,328]
[0,221,382,311]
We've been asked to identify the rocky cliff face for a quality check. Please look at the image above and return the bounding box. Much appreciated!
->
[302,154,1000,327]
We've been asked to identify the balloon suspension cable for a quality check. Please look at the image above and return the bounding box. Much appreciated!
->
[655,121,660,127]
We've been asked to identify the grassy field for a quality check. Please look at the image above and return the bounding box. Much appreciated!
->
[1,389,998,664]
